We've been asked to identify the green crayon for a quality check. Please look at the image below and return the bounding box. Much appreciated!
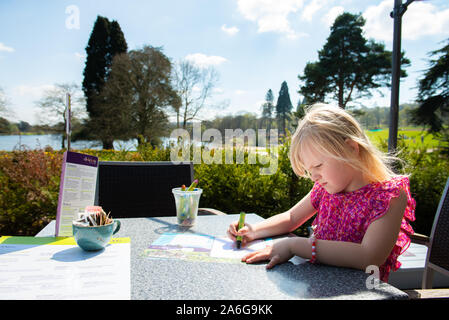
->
[187,179,198,191]
[236,212,246,249]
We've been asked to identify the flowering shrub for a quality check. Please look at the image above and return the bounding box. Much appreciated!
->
[0,148,63,235]
[0,139,447,236]
[0,146,171,236]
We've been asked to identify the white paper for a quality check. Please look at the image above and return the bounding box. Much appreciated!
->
[210,237,272,260]
[167,234,215,249]
[0,240,130,300]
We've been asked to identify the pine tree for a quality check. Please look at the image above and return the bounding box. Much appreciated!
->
[82,16,128,149]
[298,12,409,109]
[261,89,274,131]
[83,16,110,118]
[411,38,449,134]
[276,81,293,137]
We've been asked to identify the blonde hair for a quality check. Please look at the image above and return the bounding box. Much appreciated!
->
[290,103,401,183]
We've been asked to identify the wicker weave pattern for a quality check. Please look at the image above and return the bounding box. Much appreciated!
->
[96,161,193,218]
[428,179,449,272]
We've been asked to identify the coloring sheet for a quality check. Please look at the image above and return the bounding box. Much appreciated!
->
[210,237,271,260]
[144,233,272,263]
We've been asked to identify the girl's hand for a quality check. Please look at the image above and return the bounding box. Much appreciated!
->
[242,238,294,269]
[227,221,256,247]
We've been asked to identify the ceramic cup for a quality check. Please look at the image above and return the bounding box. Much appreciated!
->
[72,220,121,251]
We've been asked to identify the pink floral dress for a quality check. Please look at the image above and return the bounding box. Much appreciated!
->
[310,175,416,282]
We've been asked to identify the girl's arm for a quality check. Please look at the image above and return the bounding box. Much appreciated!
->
[253,190,317,239]
[244,189,408,271]
[228,191,317,243]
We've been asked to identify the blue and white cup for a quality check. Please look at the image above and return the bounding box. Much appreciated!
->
[72,220,121,251]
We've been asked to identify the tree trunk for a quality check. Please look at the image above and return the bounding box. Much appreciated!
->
[102,140,114,150]
[61,134,65,149]
[338,82,344,109]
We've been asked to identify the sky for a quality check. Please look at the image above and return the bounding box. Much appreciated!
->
[1,0,449,125]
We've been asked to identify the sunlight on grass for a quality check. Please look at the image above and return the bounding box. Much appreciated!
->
[365,128,440,149]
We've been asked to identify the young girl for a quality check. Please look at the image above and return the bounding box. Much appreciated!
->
[227,103,416,282]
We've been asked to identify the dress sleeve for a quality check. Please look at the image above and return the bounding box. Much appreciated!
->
[310,182,326,211]
[369,176,416,254]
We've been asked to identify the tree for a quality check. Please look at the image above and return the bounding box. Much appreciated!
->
[276,81,293,136]
[399,103,417,128]
[0,86,11,118]
[299,62,329,104]
[0,117,11,134]
[411,38,449,134]
[97,46,180,146]
[261,89,275,131]
[35,83,86,148]
[83,55,134,147]
[298,12,410,109]
[17,121,31,132]
[172,60,218,128]
[82,16,128,149]
[290,98,306,130]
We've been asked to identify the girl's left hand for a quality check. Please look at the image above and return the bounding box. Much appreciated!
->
[242,238,294,269]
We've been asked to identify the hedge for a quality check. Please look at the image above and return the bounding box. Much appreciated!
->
[1,139,448,237]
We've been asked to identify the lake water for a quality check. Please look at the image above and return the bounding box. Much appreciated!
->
[0,134,207,151]
[0,134,141,151]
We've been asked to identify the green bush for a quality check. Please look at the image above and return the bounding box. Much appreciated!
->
[1,138,447,237]
[395,141,449,235]
[195,138,312,236]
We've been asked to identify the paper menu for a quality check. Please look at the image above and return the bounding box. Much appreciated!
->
[0,236,131,300]
[55,151,98,236]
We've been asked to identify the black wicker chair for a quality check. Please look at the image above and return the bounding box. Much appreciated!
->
[405,177,449,299]
[94,161,225,218]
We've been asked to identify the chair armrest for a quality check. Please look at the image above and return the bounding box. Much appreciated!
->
[410,233,430,246]
[198,208,227,215]
[403,289,449,299]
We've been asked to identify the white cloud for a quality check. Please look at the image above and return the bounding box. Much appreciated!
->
[237,0,305,38]
[0,42,14,52]
[74,52,86,61]
[301,0,326,22]
[362,1,394,42]
[13,84,56,99]
[322,6,344,27]
[363,0,449,42]
[185,53,227,68]
[221,24,239,36]
[235,90,246,95]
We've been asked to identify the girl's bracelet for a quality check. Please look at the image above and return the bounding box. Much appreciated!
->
[308,226,317,264]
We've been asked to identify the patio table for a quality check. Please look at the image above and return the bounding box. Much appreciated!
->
[36,213,408,300]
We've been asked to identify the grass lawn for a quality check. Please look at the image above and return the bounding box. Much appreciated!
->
[365,127,441,149]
